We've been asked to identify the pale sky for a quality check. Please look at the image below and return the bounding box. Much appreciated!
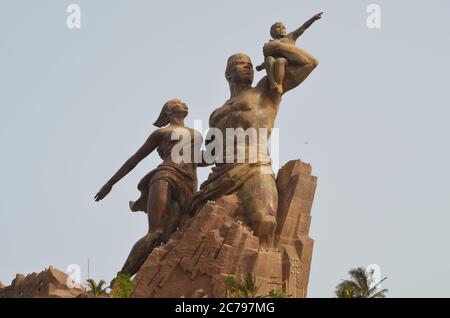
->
[1,0,450,297]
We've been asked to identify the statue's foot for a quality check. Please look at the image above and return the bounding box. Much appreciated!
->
[129,200,138,212]
[270,82,283,94]
[271,82,279,92]
[142,229,165,252]
[276,84,284,94]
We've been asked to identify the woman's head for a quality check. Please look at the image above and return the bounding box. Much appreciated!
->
[153,99,189,127]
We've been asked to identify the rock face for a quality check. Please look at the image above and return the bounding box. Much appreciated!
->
[275,160,317,297]
[0,267,85,298]
[132,160,317,298]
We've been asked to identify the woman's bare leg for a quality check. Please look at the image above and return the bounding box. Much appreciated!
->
[119,180,170,276]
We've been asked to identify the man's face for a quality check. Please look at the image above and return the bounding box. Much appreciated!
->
[228,56,254,84]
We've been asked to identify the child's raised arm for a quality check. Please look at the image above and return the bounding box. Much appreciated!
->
[289,12,323,41]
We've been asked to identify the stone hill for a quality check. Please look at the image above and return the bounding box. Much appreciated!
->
[132,160,317,297]
[0,266,85,298]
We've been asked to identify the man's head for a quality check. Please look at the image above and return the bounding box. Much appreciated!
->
[270,22,287,39]
[225,53,254,85]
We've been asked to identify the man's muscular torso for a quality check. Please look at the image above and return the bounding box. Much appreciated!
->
[200,43,319,247]
[209,79,281,163]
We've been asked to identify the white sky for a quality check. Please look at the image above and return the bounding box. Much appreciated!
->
[1,0,449,297]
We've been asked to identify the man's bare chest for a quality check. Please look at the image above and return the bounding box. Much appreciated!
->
[212,98,277,131]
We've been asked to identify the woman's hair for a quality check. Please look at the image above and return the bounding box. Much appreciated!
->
[153,100,174,128]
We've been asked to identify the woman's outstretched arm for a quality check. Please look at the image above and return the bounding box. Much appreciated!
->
[95,130,160,201]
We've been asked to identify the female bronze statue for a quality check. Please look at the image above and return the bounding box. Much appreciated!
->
[95,99,203,276]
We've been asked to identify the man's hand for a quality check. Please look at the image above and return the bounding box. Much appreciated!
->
[95,183,112,201]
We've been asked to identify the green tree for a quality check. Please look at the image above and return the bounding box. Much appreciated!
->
[266,289,292,298]
[224,273,292,298]
[225,273,259,298]
[86,279,108,298]
[110,273,135,298]
[335,267,388,298]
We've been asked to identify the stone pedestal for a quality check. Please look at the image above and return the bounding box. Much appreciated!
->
[132,160,317,298]
[0,267,85,298]
[275,160,317,298]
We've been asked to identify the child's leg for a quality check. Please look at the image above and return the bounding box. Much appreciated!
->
[265,56,278,91]
[274,57,288,94]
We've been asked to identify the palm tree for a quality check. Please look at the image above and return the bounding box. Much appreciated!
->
[86,279,109,298]
[110,273,135,298]
[225,273,259,298]
[335,267,388,298]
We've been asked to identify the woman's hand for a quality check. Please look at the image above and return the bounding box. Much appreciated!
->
[94,183,112,201]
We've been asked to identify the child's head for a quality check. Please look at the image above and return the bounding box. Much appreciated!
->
[153,99,188,127]
[270,22,287,39]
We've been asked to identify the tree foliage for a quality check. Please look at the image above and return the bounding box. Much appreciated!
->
[335,267,388,298]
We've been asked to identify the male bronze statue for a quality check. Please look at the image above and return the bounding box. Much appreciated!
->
[191,13,322,248]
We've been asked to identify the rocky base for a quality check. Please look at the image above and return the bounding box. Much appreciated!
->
[0,267,85,298]
[0,160,317,298]
[133,160,317,298]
